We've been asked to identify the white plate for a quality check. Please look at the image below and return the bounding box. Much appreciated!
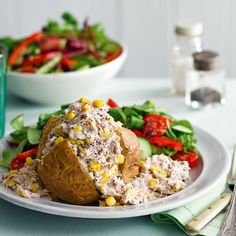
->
[0,127,230,219]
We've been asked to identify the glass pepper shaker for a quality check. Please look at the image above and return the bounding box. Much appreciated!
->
[171,21,203,95]
[185,50,226,109]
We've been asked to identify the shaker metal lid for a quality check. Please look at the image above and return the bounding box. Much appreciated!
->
[193,50,219,71]
[175,21,203,37]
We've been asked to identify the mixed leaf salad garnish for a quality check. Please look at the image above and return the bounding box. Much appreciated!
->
[107,99,199,167]
[0,99,199,170]
[0,12,122,74]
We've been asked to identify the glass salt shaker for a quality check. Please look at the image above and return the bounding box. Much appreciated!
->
[171,21,203,95]
[185,50,226,109]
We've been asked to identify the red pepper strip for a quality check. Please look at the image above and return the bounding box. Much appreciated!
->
[172,151,199,168]
[143,114,173,124]
[61,57,77,66]
[132,130,143,137]
[20,66,36,73]
[105,49,122,63]
[8,32,43,66]
[148,136,183,151]
[22,52,60,67]
[107,98,120,108]
[15,147,38,159]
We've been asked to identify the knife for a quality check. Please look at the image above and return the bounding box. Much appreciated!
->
[185,145,236,233]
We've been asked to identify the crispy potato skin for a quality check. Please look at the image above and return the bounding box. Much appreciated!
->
[117,128,140,183]
[37,116,59,159]
[38,140,100,205]
[37,118,140,205]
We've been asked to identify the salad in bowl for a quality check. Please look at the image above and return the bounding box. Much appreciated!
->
[0,98,199,207]
[1,13,126,105]
[1,12,122,74]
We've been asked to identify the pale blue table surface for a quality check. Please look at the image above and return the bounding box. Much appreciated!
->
[2,78,236,236]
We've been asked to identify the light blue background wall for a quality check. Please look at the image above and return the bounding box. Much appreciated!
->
[0,0,233,77]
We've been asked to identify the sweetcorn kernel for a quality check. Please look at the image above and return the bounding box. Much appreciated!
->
[139,160,146,168]
[32,183,40,193]
[80,149,87,156]
[76,139,84,145]
[99,184,105,193]
[101,130,110,139]
[81,104,90,112]
[172,185,181,192]
[117,154,125,164]
[9,170,18,175]
[73,125,83,132]
[92,99,104,108]
[150,164,161,174]
[69,138,76,145]
[26,157,33,165]
[105,196,116,206]
[89,162,103,172]
[55,136,64,145]
[148,179,158,189]
[159,170,167,178]
[85,137,92,145]
[7,179,15,187]
[79,97,90,104]
[101,172,110,183]
[65,111,76,120]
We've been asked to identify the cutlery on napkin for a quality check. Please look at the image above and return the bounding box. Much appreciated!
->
[218,144,236,235]
[151,145,236,236]
[184,192,232,233]
[151,180,229,236]
[185,144,236,234]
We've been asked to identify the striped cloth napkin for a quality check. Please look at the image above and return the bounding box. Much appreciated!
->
[151,179,229,235]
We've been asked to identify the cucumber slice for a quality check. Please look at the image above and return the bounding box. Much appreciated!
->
[137,137,152,158]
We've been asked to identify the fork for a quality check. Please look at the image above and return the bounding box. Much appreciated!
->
[218,144,236,236]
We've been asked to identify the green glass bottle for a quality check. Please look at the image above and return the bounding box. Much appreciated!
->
[0,44,8,139]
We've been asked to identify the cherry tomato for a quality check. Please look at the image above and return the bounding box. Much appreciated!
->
[10,158,25,170]
[172,151,199,168]
[107,98,120,108]
[143,115,171,138]
[131,129,143,137]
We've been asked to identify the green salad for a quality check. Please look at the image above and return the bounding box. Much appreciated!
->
[0,12,122,74]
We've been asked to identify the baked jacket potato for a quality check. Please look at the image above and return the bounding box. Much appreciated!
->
[37,117,140,205]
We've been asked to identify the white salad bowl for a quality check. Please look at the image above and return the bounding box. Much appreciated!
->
[7,43,127,105]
